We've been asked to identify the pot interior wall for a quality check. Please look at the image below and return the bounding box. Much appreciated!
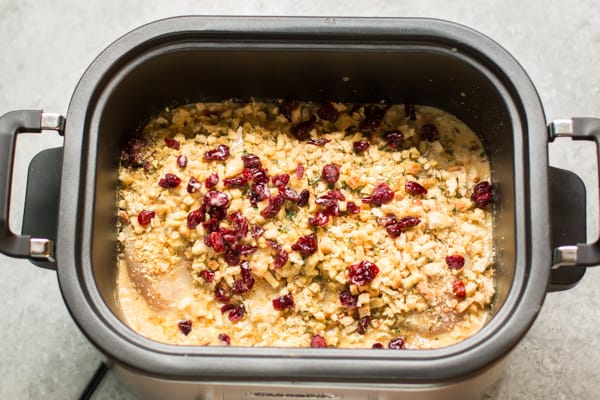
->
[91,44,516,330]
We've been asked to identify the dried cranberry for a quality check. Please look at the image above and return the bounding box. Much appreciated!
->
[384,130,404,149]
[272,174,290,188]
[220,228,238,245]
[187,176,202,193]
[446,255,465,270]
[208,231,226,253]
[158,173,182,188]
[235,244,257,256]
[177,319,192,336]
[250,224,265,239]
[223,175,248,188]
[339,289,358,308]
[348,260,379,286]
[260,194,286,219]
[205,172,219,188]
[232,262,255,294]
[280,186,300,203]
[202,217,220,233]
[308,210,330,227]
[137,210,155,226]
[310,335,327,348]
[388,337,406,349]
[362,183,394,206]
[164,138,180,150]
[359,105,388,131]
[122,137,146,168]
[176,155,187,168]
[279,100,297,120]
[307,138,331,146]
[227,305,246,322]
[214,282,231,302]
[372,343,384,349]
[321,164,340,185]
[224,250,240,266]
[357,316,371,335]
[248,182,271,207]
[204,190,230,208]
[266,240,289,269]
[453,279,466,299]
[292,233,318,256]
[249,167,269,184]
[405,181,427,195]
[420,124,439,142]
[396,216,421,232]
[187,208,205,229]
[296,163,305,180]
[229,211,249,239]
[218,333,231,345]
[242,154,262,169]
[405,101,417,121]
[272,294,295,310]
[204,144,230,161]
[353,140,370,153]
[346,201,360,214]
[297,189,310,207]
[315,194,339,217]
[292,116,316,141]
[329,190,345,201]
[317,102,339,122]
[200,270,215,282]
[471,181,493,208]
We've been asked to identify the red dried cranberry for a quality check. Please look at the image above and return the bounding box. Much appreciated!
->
[296,163,305,180]
[471,181,493,208]
[235,244,257,256]
[232,262,255,294]
[330,190,345,201]
[310,335,327,348]
[420,124,439,142]
[158,173,182,188]
[272,294,295,310]
[205,172,219,188]
[321,164,340,185]
[137,210,155,226]
[308,210,330,227]
[292,116,316,141]
[266,240,289,269]
[187,208,205,229]
[317,102,339,122]
[229,211,249,239]
[204,144,230,161]
[204,190,230,208]
[388,337,406,349]
[176,155,187,168]
[292,233,318,256]
[250,224,265,239]
[346,201,360,214]
[164,138,180,150]
[227,305,246,322]
[372,343,384,349]
[307,138,331,146]
[362,183,394,206]
[357,316,371,335]
[384,130,404,149]
[208,231,226,253]
[214,282,231,302]
[453,279,466,299]
[200,270,215,282]
[248,182,271,207]
[187,176,202,193]
[405,101,417,121]
[446,255,465,270]
[315,191,342,216]
[218,333,231,345]
[339,289,358,308]
[297,189,310,207]
[396,216,421,232]
[272,174,290,188]
[177,319,192,335]
[348,260,379,286]
[223,175,248,188]
[122,137,146,168]
[405,181,427,195]
[249,167,269,184]
[242,154,262,169]
[202,217,220,233]
[359,105,389,131]
[224,250,241,266]
[279,100,297,120]
[353,140,370,153]
[280,186,300,203]
[260,194,286,219]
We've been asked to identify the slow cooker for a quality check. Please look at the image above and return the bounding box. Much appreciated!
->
[1,17,598,400]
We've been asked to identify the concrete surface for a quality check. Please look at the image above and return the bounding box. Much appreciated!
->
[1,1,599,399]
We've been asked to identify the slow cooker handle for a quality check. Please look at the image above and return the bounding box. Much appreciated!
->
[550,118,600,268]
[0,110,64,262]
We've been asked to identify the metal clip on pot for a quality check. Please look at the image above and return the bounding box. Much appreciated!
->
[550,118,600,269]
[0,110,65,263]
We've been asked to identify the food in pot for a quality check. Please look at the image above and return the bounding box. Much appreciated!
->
[116,100,495,349]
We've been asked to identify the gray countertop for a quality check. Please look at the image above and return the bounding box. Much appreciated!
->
[1,1,599,399]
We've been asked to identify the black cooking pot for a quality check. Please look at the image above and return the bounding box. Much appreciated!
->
[1,16,599,400]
